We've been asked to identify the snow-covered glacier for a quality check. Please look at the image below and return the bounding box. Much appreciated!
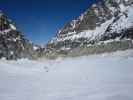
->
[0,50,133,100]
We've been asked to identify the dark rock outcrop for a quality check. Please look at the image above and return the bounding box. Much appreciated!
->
[0,11,40,60]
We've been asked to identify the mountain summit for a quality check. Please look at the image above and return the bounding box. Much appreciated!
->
[46,0,133,58]
[0,11,39,60]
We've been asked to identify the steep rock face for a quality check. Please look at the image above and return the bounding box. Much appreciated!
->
[101,3,133,41]
[0,11,39,60]
[46,0,133,56]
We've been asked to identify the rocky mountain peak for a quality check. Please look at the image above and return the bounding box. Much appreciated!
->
[46,0,133,58]
[0,11,16,32]
[0,11,40,60]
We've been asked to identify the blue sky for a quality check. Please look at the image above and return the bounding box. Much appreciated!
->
[0,0,96,44]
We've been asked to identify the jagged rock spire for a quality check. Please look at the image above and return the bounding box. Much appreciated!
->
[0,12,10,31]
[0,11,16,31]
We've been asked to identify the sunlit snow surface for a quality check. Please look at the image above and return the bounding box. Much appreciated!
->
[0,50,133,100]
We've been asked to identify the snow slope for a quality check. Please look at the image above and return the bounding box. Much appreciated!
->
[47,1,133,53]
[109,5,133,33]
[0,50,133,100]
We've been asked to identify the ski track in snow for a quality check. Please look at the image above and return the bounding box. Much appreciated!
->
[0,50,133,100]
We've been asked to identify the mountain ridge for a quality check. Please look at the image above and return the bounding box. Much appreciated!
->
[0,11,41,60]
[44,0,133,58]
